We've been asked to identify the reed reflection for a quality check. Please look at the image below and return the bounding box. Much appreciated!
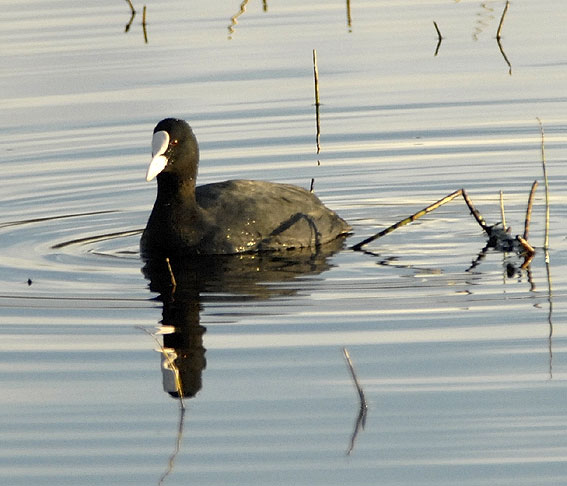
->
[228,0,250,39]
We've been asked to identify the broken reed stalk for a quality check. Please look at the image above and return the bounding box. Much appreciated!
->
[433,21,443,41]
[313,49,322,156]
[496,0,509,40]
[516,235,535,256]
[351,189,463,251]
[312,49,320,106]
[343,347,368,456]
[142,5,148,43]
[343,347,366,409]
[499,190,507,230]
[536,118,550,253]
[523,180,539,240]
[496,1,511,74]
[124,0,136,32]
[433,21,443,56]
[346,0,352,30]
[461,189,490,233]
[311,49,321,192]
[165,257,177,293]
[228,0,249,38]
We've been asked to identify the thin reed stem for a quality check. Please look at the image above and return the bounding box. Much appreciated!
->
[312,49,320,106]
[343,347,367,455]
[516,235,535,256]
[499,190,507,230]
[352,189,463,251]
[433,21,442,41]
[346,0,352,30]
[312,49,321,155]
[165,257,177,293]
[496,0,509,40]
[536,118,550,253]
[461,189,490,233]
[142,6,148,43]
[523,180,538,241]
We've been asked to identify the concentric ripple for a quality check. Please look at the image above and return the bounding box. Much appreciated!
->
[0,209,146,303]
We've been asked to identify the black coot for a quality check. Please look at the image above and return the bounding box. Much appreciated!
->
[141,118,351,257]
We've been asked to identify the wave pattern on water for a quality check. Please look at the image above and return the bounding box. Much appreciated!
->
[1,1,567,485]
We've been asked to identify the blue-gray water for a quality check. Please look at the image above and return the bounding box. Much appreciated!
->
[1,1,567,484]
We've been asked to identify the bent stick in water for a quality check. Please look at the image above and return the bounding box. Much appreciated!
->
[523,180,539,241]
[496,0,510,41]
[343,347,367,455]
[351,189,463,250]
[461,189,490,233]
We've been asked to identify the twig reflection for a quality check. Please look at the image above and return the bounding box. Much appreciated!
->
[142,5,148,44]
[123,0,148,43]
[124,0,136,32]
[537,118,553,378]
[343,348,368,455]
[158,407,186,486]
[496,0,510,41]
[346,0,352,32]
[433,21,443,56]
[228,0,249,39]
[496,1,512,74]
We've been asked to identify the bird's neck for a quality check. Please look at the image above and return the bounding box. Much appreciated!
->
[156,174,197,206]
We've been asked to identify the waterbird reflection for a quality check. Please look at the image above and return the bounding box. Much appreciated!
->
[141,239,347,482]
[142,236,347,399]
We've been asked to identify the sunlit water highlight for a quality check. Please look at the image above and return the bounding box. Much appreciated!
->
[1,1,567,485]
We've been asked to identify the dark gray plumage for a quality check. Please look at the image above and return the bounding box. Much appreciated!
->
[141,118,351,257]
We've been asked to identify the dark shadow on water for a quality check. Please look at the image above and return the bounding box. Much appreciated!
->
[141,236,347,399]
[141,237,347,483]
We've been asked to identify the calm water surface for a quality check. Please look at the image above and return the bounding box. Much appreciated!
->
[1,1,567,484]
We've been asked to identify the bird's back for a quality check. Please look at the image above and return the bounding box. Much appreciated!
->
[194,180,351,254]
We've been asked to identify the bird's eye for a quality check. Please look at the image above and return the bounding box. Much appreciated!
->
[170,139,179,146]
